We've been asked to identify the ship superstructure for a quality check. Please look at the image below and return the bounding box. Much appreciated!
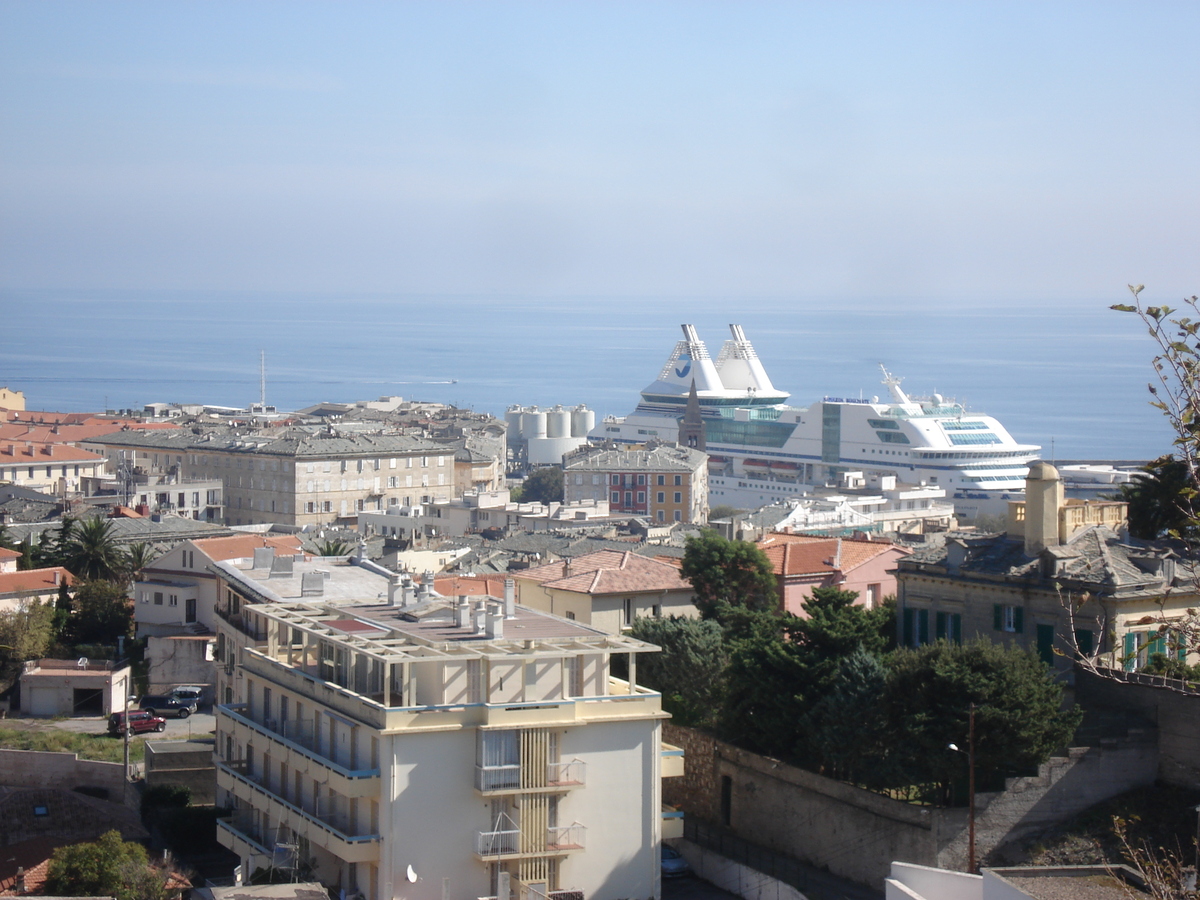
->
[591,325,1041,506]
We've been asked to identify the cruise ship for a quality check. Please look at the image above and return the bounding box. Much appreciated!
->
[590,324,1042,516]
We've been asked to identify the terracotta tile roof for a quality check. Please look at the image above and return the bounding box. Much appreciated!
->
[757,535,907,577]
[0,442,104,463]
[434,575,509,597]
[191,534,305,562]
[518,549,691,595]
[0,421,176,444]
[0,567,74,595]
[0,547,21,562]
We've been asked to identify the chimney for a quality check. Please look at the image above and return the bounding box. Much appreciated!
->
[487,605,505,640]
[16,867,25,894]
[402,574,415,606]
[472,600,487,635]
[387,574,402,606]
[1024,461,1063,556]
[504,577,515,618]
[455,596,470,628]
[421,570,435,597]
[52,570,60,586]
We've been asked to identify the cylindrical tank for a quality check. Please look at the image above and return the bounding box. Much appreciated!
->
[546,406,569,438]
[520,409,547,440]
[571,405,596,437]
[505,406,525,437]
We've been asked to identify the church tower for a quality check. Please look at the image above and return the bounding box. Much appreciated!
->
[677,379,706,451]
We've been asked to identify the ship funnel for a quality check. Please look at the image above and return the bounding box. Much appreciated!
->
[714,324,787,400]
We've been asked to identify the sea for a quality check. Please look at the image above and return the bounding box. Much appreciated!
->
[0,289,1176,462]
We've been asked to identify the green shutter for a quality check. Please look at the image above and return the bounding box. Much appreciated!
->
[1076,629,1094,657]
[993,604,1002,631]
[903,608,914,647]
[935,612,947,641]
[1013,607,1024,634]
[1123,632,1137,672]
[1036,623,1055,666]
[950,613,962,644]
[917,609,930,645]
[1178,631,1189,661]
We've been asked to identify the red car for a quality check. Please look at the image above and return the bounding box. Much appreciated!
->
[108,710,166,736]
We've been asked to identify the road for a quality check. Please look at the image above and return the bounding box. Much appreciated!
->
[2,709,218,741]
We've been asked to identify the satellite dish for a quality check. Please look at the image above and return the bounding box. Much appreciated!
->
[406,865,417,884]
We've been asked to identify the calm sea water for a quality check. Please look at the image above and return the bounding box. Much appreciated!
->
[0,289,1174,461]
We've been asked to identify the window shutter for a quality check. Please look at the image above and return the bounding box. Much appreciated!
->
[1123,632,1137,671]
[1076,629,1094,657]
[950,613,962,644]
[993,604,1002,631]
[917,609,929,645]
[935,612,947,641]
[1013,607,1024,634]
[903,608,914,647]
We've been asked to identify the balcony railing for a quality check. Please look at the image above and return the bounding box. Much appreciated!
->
[475,824,586,858]
[217,759,379,845]
[475,759,586,792]
[217,704,379,781]
[215,606,268,641]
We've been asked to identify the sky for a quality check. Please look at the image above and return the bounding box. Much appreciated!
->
[1,1,1197,301]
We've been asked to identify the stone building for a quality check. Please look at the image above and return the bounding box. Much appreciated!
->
[895,461,1195,671]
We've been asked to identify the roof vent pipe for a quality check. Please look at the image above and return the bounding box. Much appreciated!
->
[504,577,515,618]
[387,574,402,606]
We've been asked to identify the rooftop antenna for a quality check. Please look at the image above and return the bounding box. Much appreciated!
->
[259,350,266,413]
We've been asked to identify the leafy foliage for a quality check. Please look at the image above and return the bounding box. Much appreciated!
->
[59,517,128,583]
[316,539,351,557]
[69,578,134,645]
[629,615,727,727]
[0,600,56,663]
[681,530,778,617]
[1114,455,1198,540]
[513,466,564,503]
[883,640,1082,795]
[44,830,173,900]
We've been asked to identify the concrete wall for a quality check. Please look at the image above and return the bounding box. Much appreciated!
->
[147,634,216,697]
[1074,663,1200,788]
[664,724,1158,889]
[0,748,125,796]
[673,838,808,900]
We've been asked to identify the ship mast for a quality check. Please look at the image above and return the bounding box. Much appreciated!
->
[879,364,910,405]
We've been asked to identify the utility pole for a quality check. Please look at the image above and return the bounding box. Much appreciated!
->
[968,703,977,874]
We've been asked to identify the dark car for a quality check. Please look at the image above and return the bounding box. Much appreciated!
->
[138,695,197,718]
[661,844,691,878]
[108,710,166,736]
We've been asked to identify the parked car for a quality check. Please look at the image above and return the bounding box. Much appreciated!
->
[661,844,691,878]
[138,695,197,718]
[108,710,166,736]
[169,686,206,705]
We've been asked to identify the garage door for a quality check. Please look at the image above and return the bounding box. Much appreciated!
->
[29,687,59,717]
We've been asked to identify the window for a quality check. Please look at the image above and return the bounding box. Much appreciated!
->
[611,474,620,485]
[674,492,682,502]
[437,456,445,467]
[934,611,961,643]
[637,491,645,502]
[673,510,682,522]
[153,592,163,606]
[674,475,682,486]
[169,594,178,607]
[624,491,632,506]
[902,608,929,646]
[623,598,633,626]
[592,474,601,485]
[574,474,583,485]
[323,500,332,513]
[565,611,576,621]
[657,475,665,486]
[657,510,664,522]
[1075,628,1095,657]
[611,491,619,504]
[637,474,645,485]
[993,604,1024,634]
[1036,623,1055,665]
[867,584,881,607]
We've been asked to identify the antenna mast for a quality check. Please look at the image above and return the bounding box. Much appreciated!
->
[260,350,266,412]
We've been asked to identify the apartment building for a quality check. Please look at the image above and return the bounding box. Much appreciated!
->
[89,430,461,528]
[563,444,708,525]
[0,441,107,495]
[209,559,674,900]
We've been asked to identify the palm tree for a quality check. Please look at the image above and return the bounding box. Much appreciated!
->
[316,539,351,557]
[61,517,126,582]
[1116,455,1198,540]
[123,543,159,582]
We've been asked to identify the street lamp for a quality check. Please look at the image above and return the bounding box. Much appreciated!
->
[948,703,977,874]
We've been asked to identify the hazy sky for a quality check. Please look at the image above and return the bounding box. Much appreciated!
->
[1,1,1196,300]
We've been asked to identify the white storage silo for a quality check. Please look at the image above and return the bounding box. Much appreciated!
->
[546,406,570,438]
[571,405,596,437]
[521,408,547,440]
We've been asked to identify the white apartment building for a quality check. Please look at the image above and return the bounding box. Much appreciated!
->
[0,441,107,495]
[210,560,675,900]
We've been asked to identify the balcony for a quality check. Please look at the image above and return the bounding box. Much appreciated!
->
[216,811,271,859]
[216,759,379,863]
[215,605,268,641]
[217,704,380,798]
[474,823,585,860]
[474,759,585,794]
